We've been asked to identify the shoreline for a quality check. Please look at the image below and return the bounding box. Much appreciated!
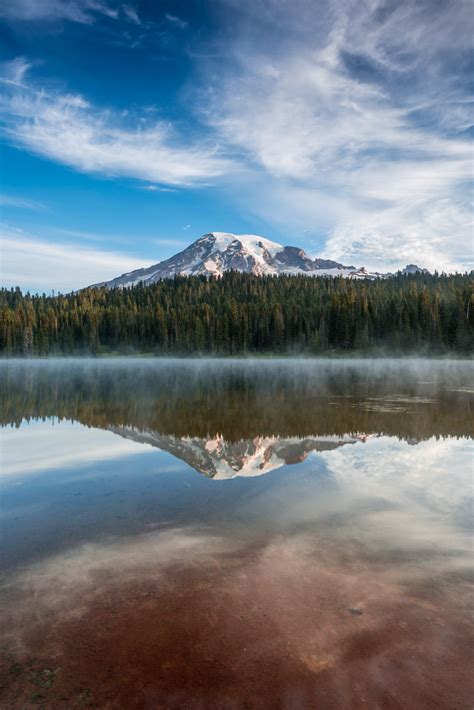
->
[1,353,473,362]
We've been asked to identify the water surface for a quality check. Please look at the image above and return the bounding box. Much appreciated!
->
[1,359,473,709]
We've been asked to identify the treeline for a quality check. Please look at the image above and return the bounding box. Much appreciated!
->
[0,272,472,355]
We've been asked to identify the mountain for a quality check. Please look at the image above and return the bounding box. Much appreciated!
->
[401,264,430,275]
[107,426,369,479]
[92,232,397,288]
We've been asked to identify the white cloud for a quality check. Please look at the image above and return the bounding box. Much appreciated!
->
[165,13,188,30]
[0,0,119,23]
[198,0,474,270]
[321,193,474,272]
[1,80,233,187]
[0,57,32,85]
[142,184,178,193]
[122,3,140,25]
[0,225,154,291]
[0,193,45,210]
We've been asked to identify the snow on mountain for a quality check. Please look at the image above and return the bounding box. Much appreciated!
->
[90,232,427,288]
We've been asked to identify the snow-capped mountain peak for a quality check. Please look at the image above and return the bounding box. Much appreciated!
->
[90,232,428,289]
[195,232,285,277]
[92,231,357,288]
[207,232,283,254]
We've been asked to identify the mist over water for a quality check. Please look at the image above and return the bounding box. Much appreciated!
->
[1,359,473,709]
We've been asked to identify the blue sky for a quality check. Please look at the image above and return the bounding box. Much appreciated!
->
[0,0,472,292]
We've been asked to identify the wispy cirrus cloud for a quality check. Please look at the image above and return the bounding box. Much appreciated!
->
[0,71,234,187]
[0,193,45,210]
[165,13,188,30]
[0,56,32,85]
[122,3,140,25]
[0,0,119,23]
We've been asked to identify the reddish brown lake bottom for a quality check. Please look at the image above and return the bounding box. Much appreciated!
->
[1,535,472,709]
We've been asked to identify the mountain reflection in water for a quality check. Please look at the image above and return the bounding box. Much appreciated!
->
[0,359,473,709]
[108,428,370,478]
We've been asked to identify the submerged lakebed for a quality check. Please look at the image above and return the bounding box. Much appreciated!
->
[0,358,473,709]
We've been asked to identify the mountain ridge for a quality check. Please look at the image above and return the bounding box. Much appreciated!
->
[91,232,428,289]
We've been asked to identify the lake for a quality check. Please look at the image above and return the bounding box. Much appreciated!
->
[1,359,473,709]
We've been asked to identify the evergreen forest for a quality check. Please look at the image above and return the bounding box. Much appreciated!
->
[0,272,472,356]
